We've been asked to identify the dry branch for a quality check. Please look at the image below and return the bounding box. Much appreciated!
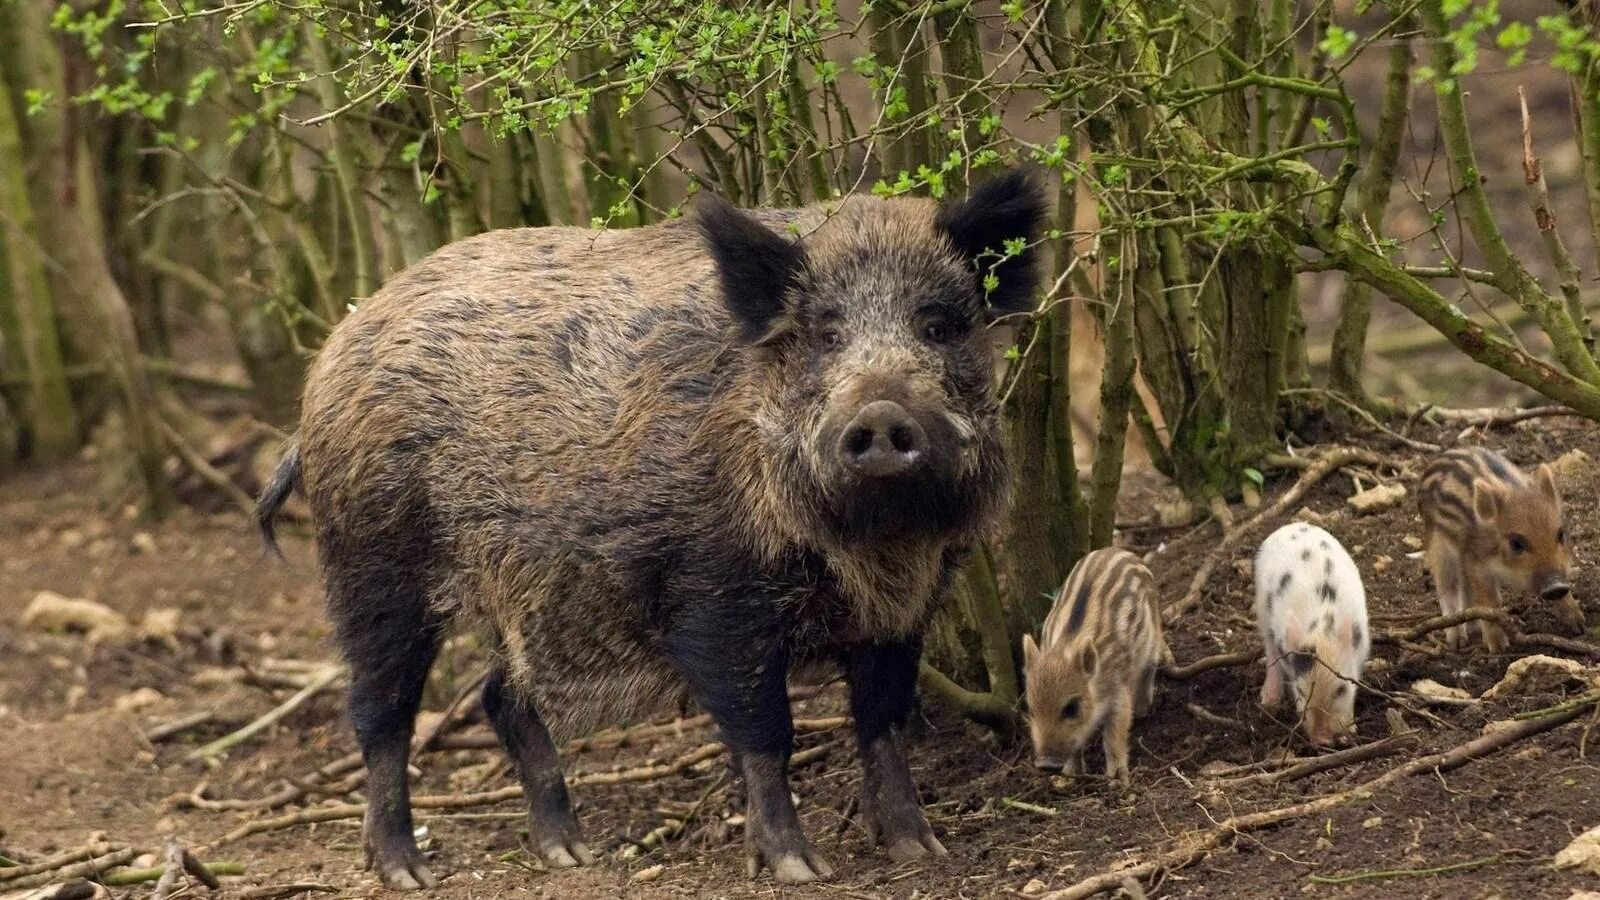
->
[187,666,343,763]
[1162,447,1382,622]
[1038,694,1600,898]
[0,851,136,891]
[1163,649,1261,681]
[1212,733,1420,786]
[0,846,125,883]
[143,711,215,743]
[411,668,489,762]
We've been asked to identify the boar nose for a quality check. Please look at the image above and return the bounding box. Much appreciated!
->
[840,400,926,478]
[1034,757,1065,774]
[1541,580,1572,602]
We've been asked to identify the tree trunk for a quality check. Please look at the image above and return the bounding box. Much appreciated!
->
[0,67,78,459]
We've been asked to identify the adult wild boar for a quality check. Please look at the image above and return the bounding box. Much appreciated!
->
[257,170,1045,887]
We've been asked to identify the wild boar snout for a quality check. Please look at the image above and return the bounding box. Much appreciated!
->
[1540,575,1572,602]
[839,400,926,478]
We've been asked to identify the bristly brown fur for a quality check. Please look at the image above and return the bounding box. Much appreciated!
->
[1418,446,1575,651]
[277,173,1046,886]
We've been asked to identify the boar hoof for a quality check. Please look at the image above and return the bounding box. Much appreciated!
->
[745,846,834,884]
[886,833,948,863]
[536,838,595,869]
[369,847,438,891]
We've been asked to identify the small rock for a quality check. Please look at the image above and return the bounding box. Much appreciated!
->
[1232,558,1254,580]
[632,865,665,883]
[1411,679,1473,701]
[1348,483,1407,516]
[1372,554,1393,576]
[1156,498,1195,527]
[129,531,157,555]
[114,687,166,713]
[138,608,182,646]
[1551,449,1594,483]
[1021,879,1048,895]
[1556,824,1600,875]
[1482,655,1598,700]
[1402,534,1424,551]
[21,592,131,644]
[1315,836,1334,852]
[1362,816,1383,829]
[57,528,86,549]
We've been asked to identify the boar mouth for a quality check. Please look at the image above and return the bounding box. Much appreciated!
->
[824,468,981,543]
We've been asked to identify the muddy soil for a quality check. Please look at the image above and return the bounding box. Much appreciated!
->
[6,418,1600,899]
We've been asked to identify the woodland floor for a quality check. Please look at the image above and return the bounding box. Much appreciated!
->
[6,418,1600,899]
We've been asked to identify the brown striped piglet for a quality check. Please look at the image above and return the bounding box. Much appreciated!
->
[1419,446,1576,652]
[1255,523,1370,746]
[1023,548,1169,785]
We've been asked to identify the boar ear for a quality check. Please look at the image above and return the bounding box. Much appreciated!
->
[696,194,806,343]
[1078,643,1098,676]
[934,167,1047,318]
[1022,633,1040,670]
[1537,463,1561,509]
[1473,481,1500,522]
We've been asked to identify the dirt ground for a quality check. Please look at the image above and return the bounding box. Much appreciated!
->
[5,418,1600,900]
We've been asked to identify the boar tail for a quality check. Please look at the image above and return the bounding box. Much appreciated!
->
[257,440,302,559]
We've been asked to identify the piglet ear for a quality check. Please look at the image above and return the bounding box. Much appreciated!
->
[1537,463,1561,510]
[1473,481,1500,523]
[934,168,1047,317]
[695,194,807,343]
[1022,633,1040,670]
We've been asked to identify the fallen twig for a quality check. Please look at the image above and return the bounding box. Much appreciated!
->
[1038,694,1600,899]
[1000,797,1059,817]
[144,711,216,743]
[1308,852,1519,884]
[1162,447,1382,622]
[101,862,243,887]
[1185,704,1248,731]
[234,883,338,900]
[1212,733,1420,787]
[148,840,184,900]
[0,846,125,883]
[187,666,344,763]
[1375,608,1600,657]
[1163,649,1261,681]
[411,667,489,763]
[1423,405,1584,429]
[1,851,136,891]
[158,419,257,517]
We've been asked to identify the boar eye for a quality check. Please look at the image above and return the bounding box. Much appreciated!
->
[924,320,961,344]
[1509,533,1529,555]
[1559,526,1568,545]
[819,328,842,351]
[1060,699,1080,719]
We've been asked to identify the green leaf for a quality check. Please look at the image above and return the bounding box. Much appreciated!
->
[1243,467,1264,488]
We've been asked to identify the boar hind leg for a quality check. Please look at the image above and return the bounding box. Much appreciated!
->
[1426,536,1467,651]
[846,641,947,864]
[482,669,593,869]
[331,572,441,890]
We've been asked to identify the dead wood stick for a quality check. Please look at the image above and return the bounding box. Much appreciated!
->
[0,851,136,890]
[180,850,220,890]
[1162,447,1381,623]
[158,419,257,517]
[1038,694,1600,899]
[179,752,364,812]
[1163,649,1261,680]
[101,862,244,886]
[144,711,215,743]
[411,667,489,762]
[1213,733,1420,787]
[187,666,344,763]
[1376,608,1600,657]
[1185,704,1248,731]
[0,846,125,882]
[1423,404,1584,428]
[213,725,850,847]
[149,839,184,900]
[235,883,338,899]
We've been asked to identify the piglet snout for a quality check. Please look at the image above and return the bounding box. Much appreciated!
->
[1034,757,1066,774]
[1540,578,1572,602]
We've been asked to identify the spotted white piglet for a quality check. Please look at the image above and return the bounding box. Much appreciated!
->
[1254,522,1371,745]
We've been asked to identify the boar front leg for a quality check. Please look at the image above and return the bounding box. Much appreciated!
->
[481,669,594,869]
[846,641,948,863]
[666,617,832,884]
